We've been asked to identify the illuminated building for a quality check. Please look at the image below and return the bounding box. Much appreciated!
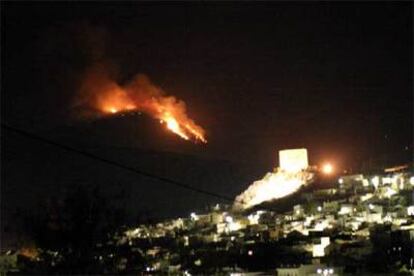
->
[279,148,309,173]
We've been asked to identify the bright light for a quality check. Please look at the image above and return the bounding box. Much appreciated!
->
[190,212,199,221]
[248,250,253,256]
[383,187,397,198]
[279,148,309,173]
[248,214,259,225]
[408,206,414,216]
[161,115,190,141]
[91,74,207,143]
[382,177,392,184]
[371,176,379,188]
[234,169,313,210]
[228,221,242,232]
[410,176,414,186]
[317,206,322,212]
[338,178,343,184]
[225,216,233,223]
[322,163,333,174]
[317,268,322,274]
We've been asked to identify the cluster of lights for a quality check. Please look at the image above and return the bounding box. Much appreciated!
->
[368,174,414,189]
[145,266,155,272]
[317,268,334,275]
[225,215,242,232]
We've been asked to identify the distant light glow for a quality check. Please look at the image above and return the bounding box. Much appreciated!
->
[322,163,333,174]
[248,212,261,225]
[225,216,233,223]
[383,187,397,198]
[371,176,379,188]
[190,212,199,221]
[408,206,414,216]
[228,221,242,232]
[382,177,392,184]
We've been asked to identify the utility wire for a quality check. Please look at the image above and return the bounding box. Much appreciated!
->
[1,123,241,204]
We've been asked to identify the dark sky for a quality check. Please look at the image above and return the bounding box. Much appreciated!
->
[1,2,413,220]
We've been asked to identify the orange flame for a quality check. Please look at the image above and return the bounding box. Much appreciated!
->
[161,115,190,141]
[97,85,136,114]
[19,246,39,259]
[79,66,207,143]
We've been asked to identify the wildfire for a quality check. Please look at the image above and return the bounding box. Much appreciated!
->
[79,66,207,143]
[161,115,190,141]
[97,88,133,115]
[19,246,39,259]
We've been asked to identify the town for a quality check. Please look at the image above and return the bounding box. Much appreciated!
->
[4,150,413,276]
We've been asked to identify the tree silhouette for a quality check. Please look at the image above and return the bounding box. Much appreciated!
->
[22,184,128,274]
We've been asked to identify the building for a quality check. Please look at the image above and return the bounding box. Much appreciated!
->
[279,148,309,173]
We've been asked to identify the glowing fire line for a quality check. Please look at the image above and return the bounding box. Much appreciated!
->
[160,115,190,141]
[89,77,206,143]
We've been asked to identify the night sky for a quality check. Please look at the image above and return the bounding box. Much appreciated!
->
[2,2,413,221]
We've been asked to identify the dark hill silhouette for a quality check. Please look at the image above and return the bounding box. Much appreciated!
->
[2,114,265,249]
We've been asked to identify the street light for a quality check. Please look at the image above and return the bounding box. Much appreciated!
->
[322,163,334,175]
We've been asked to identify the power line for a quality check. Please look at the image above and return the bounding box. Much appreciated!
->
[1,123,239,204]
